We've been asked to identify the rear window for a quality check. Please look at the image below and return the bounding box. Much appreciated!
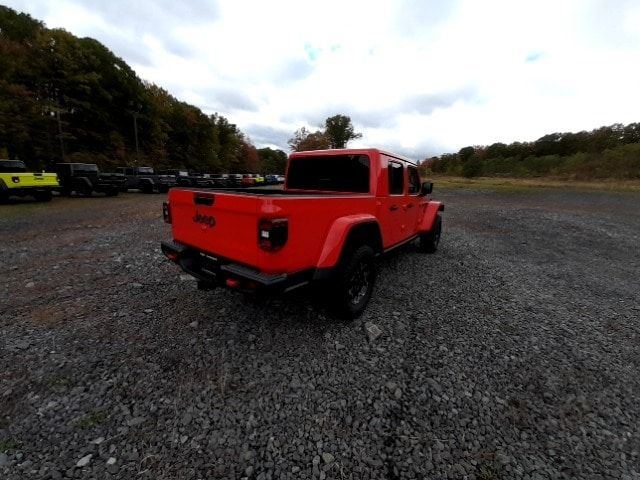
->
[72,164,98,174]
[287,154,370,193]
[138,167,154,174]
[388,161,404,195]
[0,160,26,172]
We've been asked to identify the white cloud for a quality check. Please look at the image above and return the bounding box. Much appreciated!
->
[5,0,640,158]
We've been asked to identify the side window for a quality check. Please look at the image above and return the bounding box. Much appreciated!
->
[408,166,420,194]
[388,161,404,195]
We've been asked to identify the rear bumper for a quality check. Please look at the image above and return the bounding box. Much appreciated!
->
[0,181,55,196]
[161,240,321,293]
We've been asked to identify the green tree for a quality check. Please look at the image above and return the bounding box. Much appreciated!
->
[324,114,362,148]
[0,5,251,173]
[258,147,287,174]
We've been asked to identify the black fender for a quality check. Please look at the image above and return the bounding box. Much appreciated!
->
[72,176,93,189]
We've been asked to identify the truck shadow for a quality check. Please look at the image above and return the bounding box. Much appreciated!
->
[198,239,424,329]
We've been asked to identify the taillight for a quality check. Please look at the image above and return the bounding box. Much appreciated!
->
[162,201,172,224]
[165,251,179,262]
[258,218,288,252]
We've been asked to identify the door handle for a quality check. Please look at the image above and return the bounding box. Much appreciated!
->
[405,203,414,209]
[389,205,399,211]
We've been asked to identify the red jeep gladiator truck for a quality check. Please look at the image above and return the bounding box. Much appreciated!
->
[161,148,444,318]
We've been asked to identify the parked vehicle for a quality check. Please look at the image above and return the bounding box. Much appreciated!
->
[157,169,191,187]
[161,148,444,318]
[0,160,59,202]
[209,174,230,187]
[251,173,265,185]
[264,174,279,185]
[116,166,176,193]
[54,163,125,197]
[228,174,243,187]
[241,175,255,187]
[276,175,285,183]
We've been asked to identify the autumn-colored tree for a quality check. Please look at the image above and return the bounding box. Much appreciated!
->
[287,127,330,152]
[238,140,260,173]
[0,5,250,173]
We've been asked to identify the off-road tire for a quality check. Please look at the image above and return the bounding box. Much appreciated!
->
[332,245,377,320]
[419,213,442,253]
[33,190,53,202]
[77,183,93,197]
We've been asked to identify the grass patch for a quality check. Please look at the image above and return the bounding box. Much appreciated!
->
[75,411,106,429]
[429,176,640,193]
[0,438,20,453]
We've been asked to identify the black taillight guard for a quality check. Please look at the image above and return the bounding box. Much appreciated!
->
[258,218,288,252]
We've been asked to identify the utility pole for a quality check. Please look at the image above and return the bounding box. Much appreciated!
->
[55,110,66,161]
[132,112,140,165]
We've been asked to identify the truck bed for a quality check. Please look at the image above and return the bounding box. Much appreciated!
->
[172,186,367,196]
[167,188,375,275]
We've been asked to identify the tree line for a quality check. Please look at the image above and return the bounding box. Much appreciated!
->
[424,123,640,179]
[0,6,288,174]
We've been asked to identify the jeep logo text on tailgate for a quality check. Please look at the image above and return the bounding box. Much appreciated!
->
[193,213,216,227]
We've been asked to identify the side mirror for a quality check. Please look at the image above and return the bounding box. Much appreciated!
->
[420,181,433,196]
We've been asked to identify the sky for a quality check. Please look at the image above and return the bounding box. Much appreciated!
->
[5,0,640,158]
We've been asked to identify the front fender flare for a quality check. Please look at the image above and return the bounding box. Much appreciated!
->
[315,214,378,269]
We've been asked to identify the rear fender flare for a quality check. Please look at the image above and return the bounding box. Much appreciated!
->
[139,178,154,186]
[72,177,92,189]
[418,201,444,233]
[316,214,379,269]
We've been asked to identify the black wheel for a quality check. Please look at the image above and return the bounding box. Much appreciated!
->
[419,213,442,253]
[141,184,154,194]
[332,245,376,319]
[77,184,92,197]
[33,190,52,202]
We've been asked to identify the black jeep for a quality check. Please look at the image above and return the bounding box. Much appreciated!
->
[55,163,126,197]
[116,166,177,193]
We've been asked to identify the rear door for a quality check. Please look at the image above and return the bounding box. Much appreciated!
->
[381,159,406,246]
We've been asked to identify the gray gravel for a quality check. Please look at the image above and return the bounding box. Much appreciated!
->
[1,189,639,479]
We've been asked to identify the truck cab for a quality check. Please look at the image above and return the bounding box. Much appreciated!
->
[161,148,443,318]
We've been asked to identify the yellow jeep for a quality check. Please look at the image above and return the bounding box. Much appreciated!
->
[0,160,59,202]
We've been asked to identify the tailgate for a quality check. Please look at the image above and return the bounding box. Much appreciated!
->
[169,189,262,267]
[5,172,59,188]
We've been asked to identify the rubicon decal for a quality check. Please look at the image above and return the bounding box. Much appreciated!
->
[193,212,216,227]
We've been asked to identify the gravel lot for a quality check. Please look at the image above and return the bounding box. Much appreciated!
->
[1,189,639,479]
